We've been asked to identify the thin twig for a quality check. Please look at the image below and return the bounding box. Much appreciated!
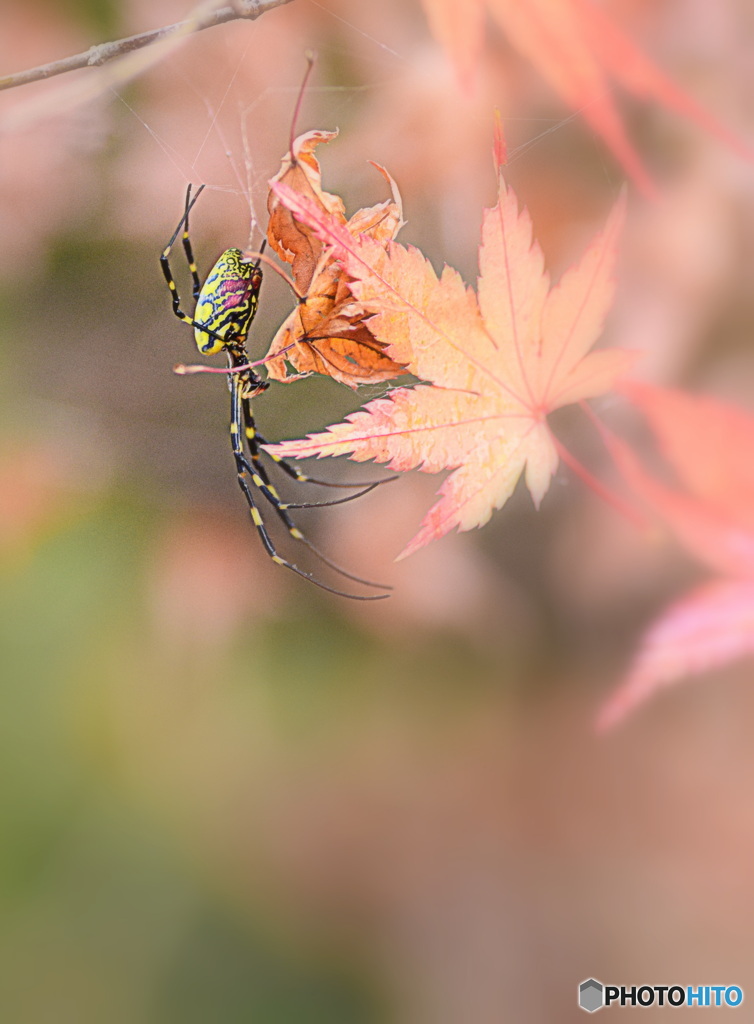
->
[0,0,293,93]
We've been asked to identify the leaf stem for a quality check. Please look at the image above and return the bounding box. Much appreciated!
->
[553,430,647,530]
[174,343,297,377]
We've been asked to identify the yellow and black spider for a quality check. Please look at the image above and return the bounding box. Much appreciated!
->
[160,184,391,600]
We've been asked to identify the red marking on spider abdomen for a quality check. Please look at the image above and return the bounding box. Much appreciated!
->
[219,278,251,311]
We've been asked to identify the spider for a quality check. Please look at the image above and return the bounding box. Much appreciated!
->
[160,184,391,600]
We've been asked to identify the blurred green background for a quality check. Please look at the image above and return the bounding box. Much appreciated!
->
[1,0,753,1021]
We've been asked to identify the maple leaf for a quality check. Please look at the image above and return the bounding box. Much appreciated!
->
[597,383,754,729]
[266,177,635,558]
[598,578,754,731]
[265,130,406,388]
[418,0,485,93]
[418,0,752,196]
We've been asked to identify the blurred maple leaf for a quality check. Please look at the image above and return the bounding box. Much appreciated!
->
[266,175,635,557]
[598,383,754,729]
[418,0,751,196]
[264,129,407,388]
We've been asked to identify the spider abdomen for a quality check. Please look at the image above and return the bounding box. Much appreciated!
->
[193,247,262,355]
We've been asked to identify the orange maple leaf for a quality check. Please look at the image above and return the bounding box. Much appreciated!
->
[597,383,754,729]
[266,177,635,558]
[419,0,752,196]
[265,130,406,388]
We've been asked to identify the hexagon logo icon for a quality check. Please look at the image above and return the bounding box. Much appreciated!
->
[579,978,604,1013]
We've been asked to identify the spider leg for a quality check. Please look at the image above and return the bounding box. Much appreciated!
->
[251,426,397,490]
[230,380,389,600]
[160,184,206,327]
[240,397,391,509]
[160,185,244,350]
[180,184,203,301]
[241,456,385,510]
[276,485,385,510]
[239,395,392,591]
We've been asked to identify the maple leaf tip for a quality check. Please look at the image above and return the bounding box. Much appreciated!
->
[492,109,507,173]
[394,527,435,561]
[394,540,420,562]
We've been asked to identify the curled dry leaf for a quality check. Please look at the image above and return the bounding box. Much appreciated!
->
[267,176,635,557]
[265,131,407,388]
[266,129,345,287]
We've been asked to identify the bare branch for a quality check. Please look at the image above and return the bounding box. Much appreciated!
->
[0,0,293,94]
